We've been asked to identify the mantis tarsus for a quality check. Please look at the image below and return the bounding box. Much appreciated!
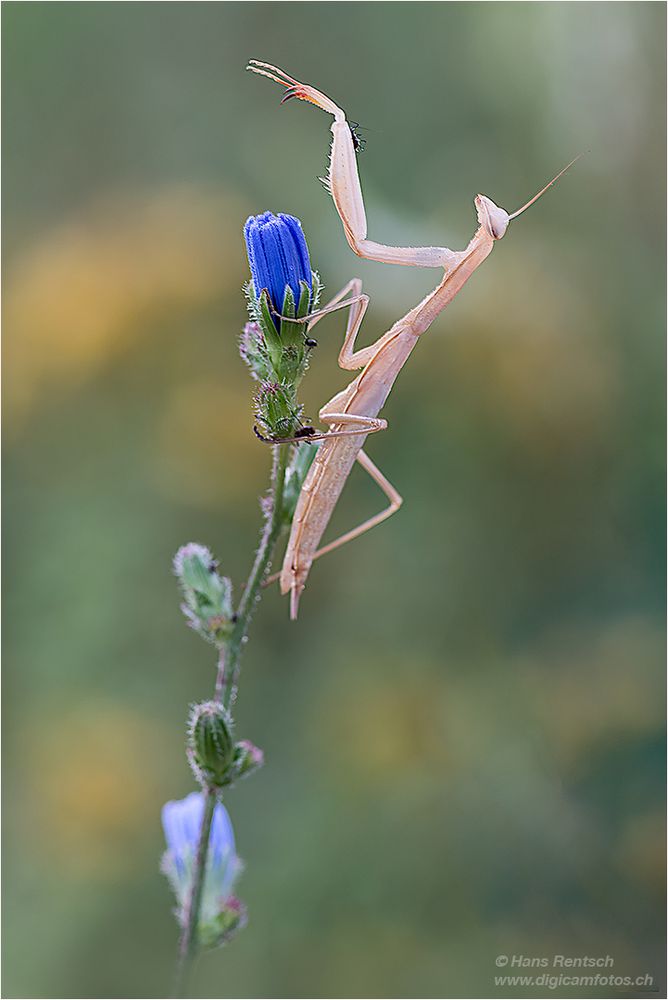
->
[247,59,578,619]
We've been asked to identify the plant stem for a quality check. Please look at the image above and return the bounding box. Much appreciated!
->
[214,645,227,705]
[173,442,290,997]
[223,442,290,711]
[173,787,216,998]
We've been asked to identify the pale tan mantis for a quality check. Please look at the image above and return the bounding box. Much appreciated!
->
[247,59,577,619]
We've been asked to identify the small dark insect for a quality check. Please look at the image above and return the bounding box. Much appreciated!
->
[253,425,273,443]
[253,423,316,444]
[349,120,366,153]
[305,337,318,348]
[231,613,238,624]
[208,560,219,573]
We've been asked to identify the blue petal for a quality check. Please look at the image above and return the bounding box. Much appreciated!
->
[162,791,203,856]
[243,212,312,318]
[279,214,312,291]
[162,792,236,864]
[260,220,292,309]
[210,801,235,858]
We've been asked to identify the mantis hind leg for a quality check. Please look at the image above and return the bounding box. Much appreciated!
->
[281,449,403,619]
[309,449,403,566]
[286,450,403,621]
[264,448,401,610]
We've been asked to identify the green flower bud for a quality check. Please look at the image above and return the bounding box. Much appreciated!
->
[188,701,235,788]
[198,896,247,949]
[173,544,234,647]
[239,321,271,383]
[230,740,264,782]
[253,379,304,441]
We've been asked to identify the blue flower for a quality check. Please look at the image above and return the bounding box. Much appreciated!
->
[244,212,312,318]
[161,792,241,925]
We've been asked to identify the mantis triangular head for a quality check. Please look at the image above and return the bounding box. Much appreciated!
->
[475,155,581,240]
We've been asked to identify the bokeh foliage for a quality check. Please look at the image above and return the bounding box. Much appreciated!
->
[2,3,665,997]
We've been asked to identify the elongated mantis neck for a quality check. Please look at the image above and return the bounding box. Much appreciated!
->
[409,228,495,337]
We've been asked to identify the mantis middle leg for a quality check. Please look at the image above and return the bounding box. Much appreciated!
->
[267,277,401,444]
[281,276,383,371]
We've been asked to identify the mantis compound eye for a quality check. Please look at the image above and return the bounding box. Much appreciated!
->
[475,194,509,240]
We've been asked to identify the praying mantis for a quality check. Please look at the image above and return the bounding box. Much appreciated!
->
[247,60,577,619]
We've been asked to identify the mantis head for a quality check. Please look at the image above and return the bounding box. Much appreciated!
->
[475,195,510,240]
[475,156,581,241]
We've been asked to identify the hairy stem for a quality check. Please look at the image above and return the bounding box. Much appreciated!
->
[173,442,290,997]
[223,442,290,710]
[214,645,227,704]
[173,787,216,998]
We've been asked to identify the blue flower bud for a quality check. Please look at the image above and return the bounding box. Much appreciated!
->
[244,212,312,322]
[161,792,243,941]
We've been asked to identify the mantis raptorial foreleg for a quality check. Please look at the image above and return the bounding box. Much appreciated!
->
[248,60,464,272]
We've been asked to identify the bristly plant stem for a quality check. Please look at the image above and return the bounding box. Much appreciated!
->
[223,442,290,711]
[173,442,290,997]
[214,645,227,704]
[173,787,216,998]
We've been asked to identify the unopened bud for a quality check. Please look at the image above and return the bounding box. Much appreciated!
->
[173,543,233,646]
[239,322,270,382]
[253,380,302,441]
[188,701,235,788]
[199,896,247,949]
[231,740,264,782]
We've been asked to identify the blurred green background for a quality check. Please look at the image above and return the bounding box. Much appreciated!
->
[3,3,665,998]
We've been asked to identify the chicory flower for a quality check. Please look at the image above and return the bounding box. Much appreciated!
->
[241,211,319,439]
[161,791,244,943]
[244,211,312,320]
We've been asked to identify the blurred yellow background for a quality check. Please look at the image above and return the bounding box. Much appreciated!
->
[3,3,665,998]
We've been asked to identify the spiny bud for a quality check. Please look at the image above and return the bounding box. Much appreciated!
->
[231,740,264,782]
[173,543,234,647]
[199,896,248,950]
[239,321,270,382]
[188,701,235,788]
[253,380,303,441]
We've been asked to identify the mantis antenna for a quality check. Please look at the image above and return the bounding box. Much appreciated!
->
[508,155,582,220]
